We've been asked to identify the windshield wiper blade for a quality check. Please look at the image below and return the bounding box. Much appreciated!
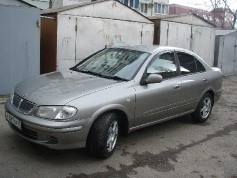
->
[74,70,103,77]
[105,76,129,81]
[71,69,128,81]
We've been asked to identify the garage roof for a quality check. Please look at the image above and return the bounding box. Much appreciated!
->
[149,13,215,28]
[42,0,153,24]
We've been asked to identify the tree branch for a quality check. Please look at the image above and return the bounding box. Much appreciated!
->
[222,0,234,14]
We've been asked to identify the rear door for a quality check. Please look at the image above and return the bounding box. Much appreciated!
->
[176,51,208,113]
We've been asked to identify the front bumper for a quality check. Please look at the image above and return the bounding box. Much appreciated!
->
[4,98,90,150]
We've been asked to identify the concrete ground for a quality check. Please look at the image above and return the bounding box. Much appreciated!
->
[0,75,237,178]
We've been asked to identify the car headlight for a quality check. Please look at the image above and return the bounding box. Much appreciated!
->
[34,106,77,120]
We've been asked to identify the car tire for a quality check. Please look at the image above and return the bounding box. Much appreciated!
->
[192,93,213,123]
[88,112,119,159]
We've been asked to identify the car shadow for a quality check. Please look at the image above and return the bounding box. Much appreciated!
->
[9,114,210,163]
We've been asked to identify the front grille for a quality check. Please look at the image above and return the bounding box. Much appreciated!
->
[12,94,21,107]
[12,94,36,114]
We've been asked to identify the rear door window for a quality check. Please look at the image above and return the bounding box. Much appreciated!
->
[177,52,206,75]
[195,58,206,72]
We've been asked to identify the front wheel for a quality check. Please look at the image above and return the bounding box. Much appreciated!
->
[87,113,119,159]
[192,93,213,123]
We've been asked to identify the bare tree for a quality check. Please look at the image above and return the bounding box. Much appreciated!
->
[209,0,221,25]
[222,0,237,29]
[209,0,236,29]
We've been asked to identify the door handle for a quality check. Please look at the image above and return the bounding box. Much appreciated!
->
[203,79,208,83]
[174,84,180,89]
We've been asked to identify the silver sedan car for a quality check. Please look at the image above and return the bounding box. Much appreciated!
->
[5,45,222,158]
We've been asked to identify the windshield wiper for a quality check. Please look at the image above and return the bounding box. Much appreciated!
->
[71,68,128,81]
[104,76,129,81]
[72,69,103,77]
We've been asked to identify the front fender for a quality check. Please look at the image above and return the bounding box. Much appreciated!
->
[91,104,133,123]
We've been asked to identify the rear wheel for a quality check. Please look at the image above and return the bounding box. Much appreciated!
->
[192,93,213,123]
[88,113,119,159]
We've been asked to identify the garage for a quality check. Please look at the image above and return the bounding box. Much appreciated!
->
[41,0,154,73]
[150,14,216,66]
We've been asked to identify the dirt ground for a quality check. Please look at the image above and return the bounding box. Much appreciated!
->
[0,75,237,178]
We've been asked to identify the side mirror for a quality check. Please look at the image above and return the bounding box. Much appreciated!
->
[146,74,163,84]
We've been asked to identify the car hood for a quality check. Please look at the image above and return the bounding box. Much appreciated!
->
[14,70,120,105]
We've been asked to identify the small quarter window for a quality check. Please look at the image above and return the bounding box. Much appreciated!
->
[195,58,206,72]
[147,52,177,79]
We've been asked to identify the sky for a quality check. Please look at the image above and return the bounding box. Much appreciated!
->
[169,0,237,11]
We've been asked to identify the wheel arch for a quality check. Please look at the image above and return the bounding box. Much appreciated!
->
[203,89,215,104]
[86,106,130,148]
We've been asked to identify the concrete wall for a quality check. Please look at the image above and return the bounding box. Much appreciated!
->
[0,5,40,95]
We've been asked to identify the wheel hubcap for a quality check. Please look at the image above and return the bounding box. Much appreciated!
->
[107,120,118,152]
[200,97,212,119]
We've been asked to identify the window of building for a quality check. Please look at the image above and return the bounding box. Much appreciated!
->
[147,52,177,79]
[203,15,208,20]
[208,16,213,21]
[140,3,148,14]
[154,3,168,15]
[120,0,139,9]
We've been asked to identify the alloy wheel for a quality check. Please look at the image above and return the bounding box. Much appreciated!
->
[200,97,212,119]
[106,120,118,152]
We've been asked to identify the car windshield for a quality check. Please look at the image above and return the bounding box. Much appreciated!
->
[72,48,150,81]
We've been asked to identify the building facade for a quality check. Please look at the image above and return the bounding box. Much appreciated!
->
[120,0,169,16]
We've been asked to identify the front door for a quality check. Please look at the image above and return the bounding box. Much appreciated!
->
[134,51,182,126]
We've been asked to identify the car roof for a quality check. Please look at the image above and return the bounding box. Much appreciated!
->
[111,45,194,54]
[113,45,160,53]
[110,45,211,69]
